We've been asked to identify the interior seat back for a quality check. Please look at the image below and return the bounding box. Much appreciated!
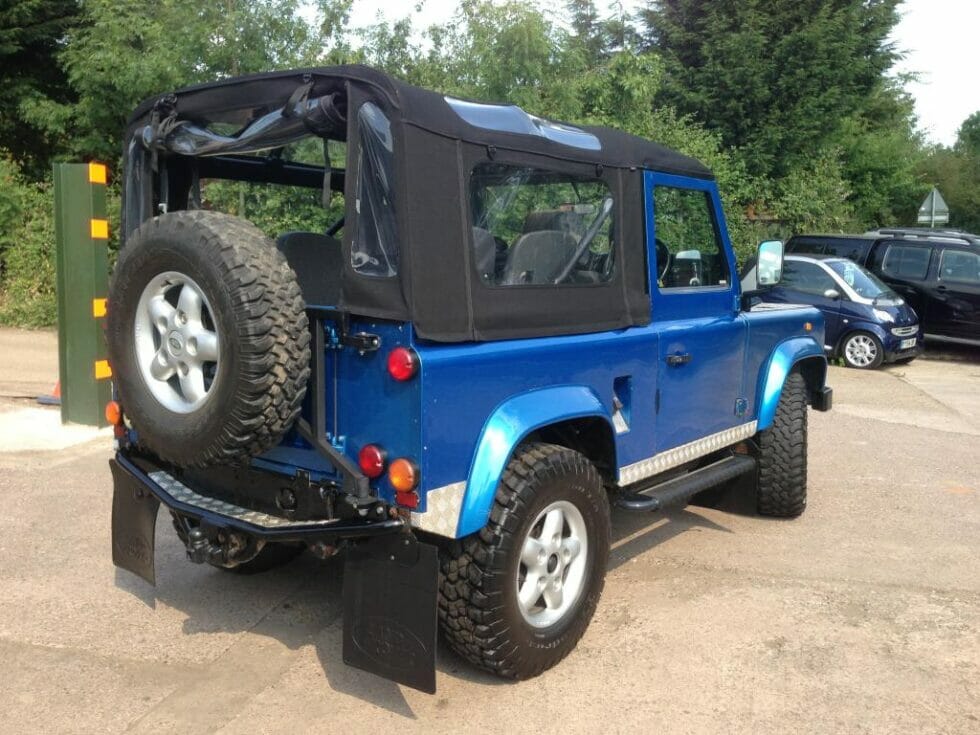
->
[501,230,578,285]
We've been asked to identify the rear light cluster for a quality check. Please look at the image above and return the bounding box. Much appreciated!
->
[358,443,420,508]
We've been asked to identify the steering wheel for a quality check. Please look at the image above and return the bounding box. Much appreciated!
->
[553,197,615,284]
[655,238,671,283]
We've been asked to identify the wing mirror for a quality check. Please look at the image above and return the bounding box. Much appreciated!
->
[823,288,841,300]
[756,240,784,286]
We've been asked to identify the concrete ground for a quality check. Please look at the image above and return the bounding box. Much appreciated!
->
[0,327,977,733]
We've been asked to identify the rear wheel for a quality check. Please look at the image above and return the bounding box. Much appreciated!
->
[438,443,610,679]
[841,331,883,369]
[756,372,808,517]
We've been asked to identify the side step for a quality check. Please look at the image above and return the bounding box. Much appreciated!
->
[615,454,756,512]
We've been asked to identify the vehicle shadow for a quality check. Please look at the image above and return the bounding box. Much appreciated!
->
[112,481,753,718]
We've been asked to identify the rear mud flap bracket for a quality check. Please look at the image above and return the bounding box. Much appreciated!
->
[110,459,160,586]
[342,534,439,694]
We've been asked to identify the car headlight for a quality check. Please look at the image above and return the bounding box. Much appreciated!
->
[873,308,894,323]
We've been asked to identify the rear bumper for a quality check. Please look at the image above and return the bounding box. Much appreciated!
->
[110,452,439,693]
[111,452,404,547]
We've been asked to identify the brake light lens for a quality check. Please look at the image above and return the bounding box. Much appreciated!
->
[387,346,419,381]
[388,458,419,492]
[358,444,387,479]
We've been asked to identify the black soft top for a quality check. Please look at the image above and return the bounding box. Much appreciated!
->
[127,64,713,179]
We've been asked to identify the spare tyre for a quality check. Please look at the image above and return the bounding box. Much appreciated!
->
[106,210,311,467]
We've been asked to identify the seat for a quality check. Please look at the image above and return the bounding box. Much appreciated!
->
[472,227,499,283]
[275,232,342,306]
[501,230,578,285]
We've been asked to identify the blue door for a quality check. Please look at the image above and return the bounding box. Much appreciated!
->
[645,172,747,452]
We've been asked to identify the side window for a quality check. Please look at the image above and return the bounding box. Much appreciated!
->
[881,244,930,280]
[653,186,730,289]
[351,103,398,277]
[470,163,615,286]
[824,240,870,263]
[780,261,837,295]
[939,249,980,285]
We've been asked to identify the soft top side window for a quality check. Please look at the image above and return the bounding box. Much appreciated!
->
[469,163,615,287]
[351,102,398,277]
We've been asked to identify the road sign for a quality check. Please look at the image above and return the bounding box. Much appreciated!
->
[917,187,949,225]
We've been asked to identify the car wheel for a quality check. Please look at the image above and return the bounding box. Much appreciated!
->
[756,371,808,517]
[841,331,884,369]
[106,211,310,467]
[438,443,610,679]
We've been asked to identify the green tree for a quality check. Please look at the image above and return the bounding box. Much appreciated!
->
[919,111,980,233]
[0,0,80,177]
[27,0,322,164]
[639,0,901,179]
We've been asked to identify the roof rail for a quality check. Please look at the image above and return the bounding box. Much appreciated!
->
[873,228,979,245]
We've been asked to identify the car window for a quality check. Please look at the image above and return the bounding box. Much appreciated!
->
[786,238,826,255]
[881,244,930,280]
[939,249,980,285]
[823,239,871,263]
[653,187,729,289]
[470,163,615,286]
[780,261,837,295]
[351,102,398,277]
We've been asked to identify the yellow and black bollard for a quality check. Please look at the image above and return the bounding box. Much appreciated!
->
[53,162,112,426]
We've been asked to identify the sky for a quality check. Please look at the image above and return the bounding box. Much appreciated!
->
[343,0,979,147]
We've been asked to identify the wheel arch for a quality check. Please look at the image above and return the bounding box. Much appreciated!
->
[455,386,616,538]
[835,323,887,356]
[756,336,827,431]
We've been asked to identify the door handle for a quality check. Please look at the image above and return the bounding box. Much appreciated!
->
[666,353,692,366]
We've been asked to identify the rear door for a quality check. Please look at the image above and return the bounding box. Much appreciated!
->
[873,240,934,320]
[934,246,980,340]
[645,172,746,452]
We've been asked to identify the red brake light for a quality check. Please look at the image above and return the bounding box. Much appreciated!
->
[387,346,419,381]
[358,444,387,479]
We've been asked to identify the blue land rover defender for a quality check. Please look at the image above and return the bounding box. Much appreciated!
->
[107,66,832,693]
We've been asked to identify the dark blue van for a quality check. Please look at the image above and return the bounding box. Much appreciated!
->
[758,255,921,369]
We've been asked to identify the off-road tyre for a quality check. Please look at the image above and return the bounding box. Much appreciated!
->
[107,210,310,467]
[756,371,808,517]
[438,443,610,679]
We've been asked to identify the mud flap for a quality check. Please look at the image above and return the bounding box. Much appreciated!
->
[109,459,160,585]
[342,534,439,694]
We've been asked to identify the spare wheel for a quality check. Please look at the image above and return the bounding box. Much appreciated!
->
[106,210,311,467]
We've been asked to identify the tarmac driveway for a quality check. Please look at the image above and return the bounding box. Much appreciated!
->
[0,328,977,733]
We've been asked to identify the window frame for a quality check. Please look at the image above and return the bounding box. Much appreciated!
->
[650,183,732,294]
[880,242,932,281]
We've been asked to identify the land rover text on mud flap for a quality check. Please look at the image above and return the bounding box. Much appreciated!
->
[107,65,832,693]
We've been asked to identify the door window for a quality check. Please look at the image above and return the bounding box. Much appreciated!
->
[938,249,980,285]
[881,244,930,280]
[652,187,729,289]
[780,261,837,295]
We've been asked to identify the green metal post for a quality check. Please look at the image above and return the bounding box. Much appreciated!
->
[53,162,111,426]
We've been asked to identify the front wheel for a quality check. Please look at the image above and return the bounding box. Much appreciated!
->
[756,371,808,517]
[438,443,610,679]
[841,331,884,369]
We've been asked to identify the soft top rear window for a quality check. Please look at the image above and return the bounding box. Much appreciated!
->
[351,102,398,277]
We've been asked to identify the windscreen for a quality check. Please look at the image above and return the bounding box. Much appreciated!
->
[828,260,899,302]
